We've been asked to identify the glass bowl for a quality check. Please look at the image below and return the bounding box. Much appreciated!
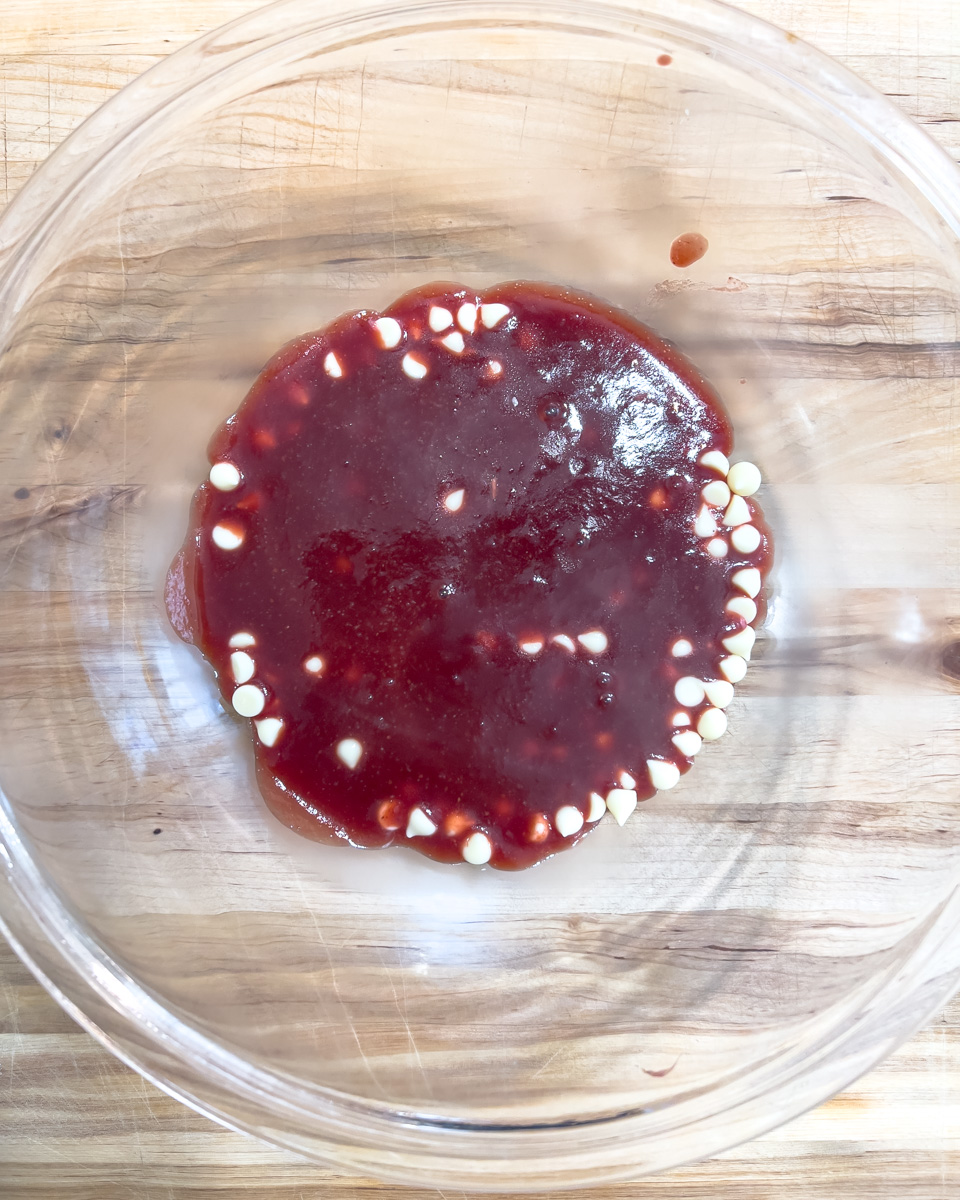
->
[3,0,960,1188]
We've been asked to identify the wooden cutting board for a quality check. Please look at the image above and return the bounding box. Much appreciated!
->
[3,1,960,1196]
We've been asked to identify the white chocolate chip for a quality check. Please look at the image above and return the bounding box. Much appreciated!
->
[731,524,762,554]
[722,625,757,659]
[671,710,691,726]
[697,707,728,740]
[230,650,255,685]
[487,360,503,377]
[520,640,544,656]
[703,678,735,708]
[552,634,576,652]
[719,654,748,683]
[731,567,762,598]
[461,831,492,864]
[694,506,718,538]
[441,331,465,353]
[303,655,324,674]
[648,759,680,791]
[727,460,762,496]
[429,306,453,332]
[402,353,428,379]
[674,676,705,706]
[443,488,465,512]
[723,494,751,527]
[702,480,731,507]
[619,770,637,789]
[457,302,478,332]
[555,805,585,837]
[212,523,243,551]
[232,684,265,717]
[255,717,283,747]
[374,317,402,348]
[406,806,437,838]
[605,788,638,826]
[323,351,343,378]
[335,737,363,769]
[726,595,757,623]
[229,632,256,649]
[480,303,511,328]
[577,629,608,655]
[209,462,241,491]
[671,638,693,657]
[587,791,606,822]
[699,450,730,475]
[706,537,728,558]
[672,730,702,757]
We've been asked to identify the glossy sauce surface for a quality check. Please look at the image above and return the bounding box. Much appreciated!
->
[167,282,771,869]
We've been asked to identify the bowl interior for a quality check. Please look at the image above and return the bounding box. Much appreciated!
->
[3,0,960,1186]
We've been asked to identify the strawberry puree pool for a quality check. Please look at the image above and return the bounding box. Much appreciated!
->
[166,281,771,870]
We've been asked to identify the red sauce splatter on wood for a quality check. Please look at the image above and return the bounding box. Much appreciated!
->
[656,53,673,66]
[167,282,771,869]
[670,232,709,268]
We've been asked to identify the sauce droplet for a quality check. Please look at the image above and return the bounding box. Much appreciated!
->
[670,232,709,268]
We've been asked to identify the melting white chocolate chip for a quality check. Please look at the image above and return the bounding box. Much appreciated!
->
[731,567,762,597]
[722,626,756,659]
[694,506,718,538]
[481,303,510,328]
[703,678,735,708]
[706,537,729,558]
[674,676,705,706]
[699,450,730,476]
[255,717,283,747]
[429,306,453,332]
[727,461,762,496]
[697,707,728,741]
[555,805,585,837]
[672,729,702,757]
[618,770,637,789]
[406,806,437,838]
[443,488,465,513]
[461,831,492,864]
[230,651,255,685]
[520,640,544,656]
[552,634,576,653]
[671,638,694,657]
[587,791,606,822]
[323,351,343,378]
[335,738,363,769]
[441,331,465,354]
[487,360,504,377]
[605,788,638,826]
[723,494,751,527]
[726,595,757,623]
[457,302,478,332]
[578,630,609,655]
[212,523,243,551]
[671,711,691,727]
[374,317,402,349]
[402,353,428,379]
[647,759,680,791]
[209,462,241,491]
[303,655,325,674]
[731,524,762,554]
[232,684,265,717]
[229,632,256,649]
[719,654,748,683]
[702,480,731,508]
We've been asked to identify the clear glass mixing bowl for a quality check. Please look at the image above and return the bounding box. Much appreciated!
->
[3,0,960,1188]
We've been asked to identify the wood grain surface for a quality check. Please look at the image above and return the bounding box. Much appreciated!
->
[3,0,960,1196]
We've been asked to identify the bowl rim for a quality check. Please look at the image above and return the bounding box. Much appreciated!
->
[3,0,960,1188]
